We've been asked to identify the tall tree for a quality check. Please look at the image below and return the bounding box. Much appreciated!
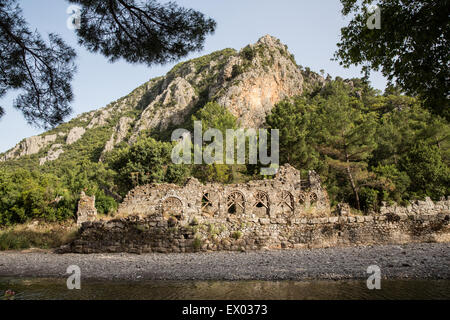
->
[335,0,449,120]
[266,98,319,170]
[373,102,450,167]
[312,81,378,210]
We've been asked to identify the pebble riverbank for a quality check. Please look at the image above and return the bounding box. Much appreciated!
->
[0,243,449,281]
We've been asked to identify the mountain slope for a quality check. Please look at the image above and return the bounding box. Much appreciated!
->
[0,35,316,167]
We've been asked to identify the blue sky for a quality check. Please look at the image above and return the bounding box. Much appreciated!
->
[0,0,387,152]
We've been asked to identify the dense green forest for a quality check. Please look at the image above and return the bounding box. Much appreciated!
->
[0,76,448,226]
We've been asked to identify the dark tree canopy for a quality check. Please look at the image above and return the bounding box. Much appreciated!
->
[69,0,217,65]
[0,0,216,128]
[0,0,77,128]
[335,0,450,120]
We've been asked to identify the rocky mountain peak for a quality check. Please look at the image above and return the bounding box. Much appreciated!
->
[1,35,306,165]
[256,34,286,49]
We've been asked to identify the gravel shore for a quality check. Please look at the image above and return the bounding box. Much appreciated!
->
[0,243,449,281]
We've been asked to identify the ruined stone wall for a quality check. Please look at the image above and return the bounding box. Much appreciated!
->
[64,165,449,254]
[64,212,449,254]
[380,197,450,216]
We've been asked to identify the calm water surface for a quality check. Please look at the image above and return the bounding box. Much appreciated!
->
[1,278,449,300]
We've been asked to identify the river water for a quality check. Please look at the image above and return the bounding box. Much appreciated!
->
[1,278,449,300]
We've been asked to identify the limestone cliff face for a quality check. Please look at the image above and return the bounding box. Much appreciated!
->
[66,127,86,145]
[129,76,198,143]
[216,35,304,128]
[0,35,310,165]
[1,134,61,162]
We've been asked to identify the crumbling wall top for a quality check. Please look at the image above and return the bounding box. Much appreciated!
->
[77,191,98,226]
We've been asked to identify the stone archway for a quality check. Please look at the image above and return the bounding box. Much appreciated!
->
[279,190,294,214]
[309,192,318,205]
[254,191,270,217]
[201,191,215,215]
[161,196,183,221]
[201,192,213,210]
[227,191,245,215]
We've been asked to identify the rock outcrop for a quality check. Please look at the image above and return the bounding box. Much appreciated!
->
[129,34,304,141]
[87,109,112,129]
[1,134,58,161]
[66,127,86,145]
[101,117,133,159]
[129,77,197,142]
[39,144,64,165]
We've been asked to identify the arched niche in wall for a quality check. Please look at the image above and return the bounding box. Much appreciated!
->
[254,191,270,217]
[161,196,183,222]
[279,190,294,215]
[227,191,245,215]
[309,192,318,205]
[201,191,215,215]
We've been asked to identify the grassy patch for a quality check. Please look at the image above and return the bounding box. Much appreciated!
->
[231,231,243,240]
[193,236,203,251]
[0,222,78,251]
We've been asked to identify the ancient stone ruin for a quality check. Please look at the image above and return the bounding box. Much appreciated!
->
[63,165,449,254]
[76,192,98,226]
[117,164,330,223]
